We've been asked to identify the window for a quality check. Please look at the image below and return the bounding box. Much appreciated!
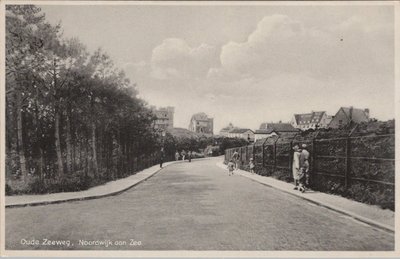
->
[339,120,343,126]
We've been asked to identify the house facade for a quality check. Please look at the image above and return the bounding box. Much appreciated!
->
[219,123,236,137]
[151,106,174,130]
[254,129,278,142]
[259,122,298,132]
[328,107,370,128]
[227,128,255,142]
[189,112,214,135]
[291,111,332,130]
[255,122,298,141]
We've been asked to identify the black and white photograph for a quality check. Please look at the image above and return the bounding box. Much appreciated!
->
[1,1,398,256]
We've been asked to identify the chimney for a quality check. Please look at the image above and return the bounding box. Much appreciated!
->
[349,106,353,120]
[364,108,370,119]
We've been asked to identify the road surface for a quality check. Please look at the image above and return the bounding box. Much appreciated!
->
[5,158,394,250]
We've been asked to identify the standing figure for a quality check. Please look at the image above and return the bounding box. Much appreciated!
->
[300,144,310,189]
[175,151,180,161]
[249,158,255,174]
[181,150,186,161]
[232,151,239,170]
[159,148,165,168]
[292,145,304,192]
[188,151,192,162]
[227,159,235,176]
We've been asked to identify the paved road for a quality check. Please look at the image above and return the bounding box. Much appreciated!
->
[6,158,394,250]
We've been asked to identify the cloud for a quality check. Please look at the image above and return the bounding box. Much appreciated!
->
[125,12,393,131]
[150,38,218,80]
[214,14,393,81]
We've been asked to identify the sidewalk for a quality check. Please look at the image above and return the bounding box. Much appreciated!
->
[5,160,181,208]
[216,160,394,233]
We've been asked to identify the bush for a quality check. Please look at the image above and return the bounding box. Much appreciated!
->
[5,184,13,195]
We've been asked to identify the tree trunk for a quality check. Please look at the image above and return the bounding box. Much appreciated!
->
[65,114,73,173]
[85,140,89,178]
[91,121,99,178]
[16,91,28,181]
[54,110,64,178]
[39,147,44,182]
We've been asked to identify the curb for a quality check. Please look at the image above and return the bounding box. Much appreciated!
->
[6,160,183,208]
[216,161,394,234]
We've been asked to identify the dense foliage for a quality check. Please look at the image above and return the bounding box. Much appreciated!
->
[6,6,162,194]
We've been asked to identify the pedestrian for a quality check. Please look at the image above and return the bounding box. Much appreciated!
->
[175,151,180,161]
[232,151,239,170]
[249,158,255,174]
[292,144,304,192]
[159,147,165,168]
[300,143,310,190]
[188,151,192,162]
[227,159,235,176]
[181,150,186,161]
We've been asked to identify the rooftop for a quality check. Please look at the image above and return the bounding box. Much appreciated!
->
[260,122,298,132]
[229,128,254,134]
[340,107,369,123]
[294,111,326,125]
[191,112,212,121]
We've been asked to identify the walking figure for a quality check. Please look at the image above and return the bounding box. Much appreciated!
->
[227,159,235,176]
[292,145,305,192]
[249,158,255,174]
[181,150,186,161]
[232,151,239,170]
[159,148,165,168]
[188,151,192,162]
[175,151,180,161]
[300,144,310,189]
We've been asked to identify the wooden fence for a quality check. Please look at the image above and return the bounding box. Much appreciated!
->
[225,134,395,189]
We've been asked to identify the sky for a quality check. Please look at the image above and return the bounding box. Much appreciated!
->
[39,4,395,132]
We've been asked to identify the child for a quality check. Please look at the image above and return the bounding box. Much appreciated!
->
[227,159,235,176]
[249,158,255,174]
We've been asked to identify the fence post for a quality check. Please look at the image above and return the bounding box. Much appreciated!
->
[312,137,316,173]
[253,143,256,161]
[262,141,266,168]
[345,137,351,189]
[273,141,277,172]
[289,140,293,170]
[246,145,248,164]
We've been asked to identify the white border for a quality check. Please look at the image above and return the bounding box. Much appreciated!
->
[0,1,399,257]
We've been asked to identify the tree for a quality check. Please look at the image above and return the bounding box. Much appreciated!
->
[6,5,58,181]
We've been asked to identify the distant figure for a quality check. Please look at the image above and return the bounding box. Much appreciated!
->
[159,148,165,168]
[175,151,180,161]
[249,158,255,174]
[300,144,310,188]
[188,151,192,162]
[232,151,239,170]
[227,159,235,176]
[181,150,186,161]
[292,145,304,192]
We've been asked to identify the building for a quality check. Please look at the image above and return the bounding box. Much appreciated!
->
[255,122,298,141]
[189,112,214,135]
[219,123,236,137]
[291,111,333,130]
[227,128,255,142]
[259,122,298,132]
[254,129,278,142]
[328,106,370,128]
[150,106,174,130]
